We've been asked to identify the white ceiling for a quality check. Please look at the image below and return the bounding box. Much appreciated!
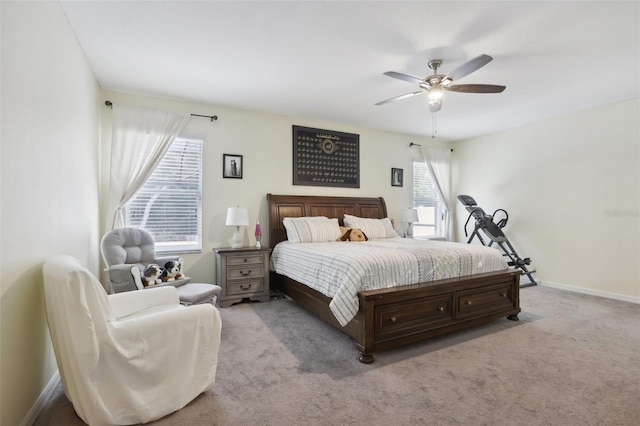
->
[60,1,640,141]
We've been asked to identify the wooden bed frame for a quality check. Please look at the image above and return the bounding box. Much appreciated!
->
[267,194,520,363]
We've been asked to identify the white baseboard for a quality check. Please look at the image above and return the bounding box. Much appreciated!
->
[21,370,61,426]
[538,280,640,304]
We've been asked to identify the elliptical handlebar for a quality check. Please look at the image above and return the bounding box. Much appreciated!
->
[492,208,509,228]
[463,207,486,238]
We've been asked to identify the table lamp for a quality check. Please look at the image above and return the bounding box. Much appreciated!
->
[226,207,249,248]
[401,208,419,237]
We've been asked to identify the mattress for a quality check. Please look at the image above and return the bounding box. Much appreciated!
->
[270,237,508,326]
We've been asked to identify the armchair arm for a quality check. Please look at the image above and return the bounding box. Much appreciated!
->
[107,303,221,355]
[106,264,139,293]
[109,286,179,320]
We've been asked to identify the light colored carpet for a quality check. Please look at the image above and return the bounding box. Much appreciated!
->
[35,286,640,426]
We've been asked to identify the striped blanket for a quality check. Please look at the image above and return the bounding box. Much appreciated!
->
[270,238,508,326]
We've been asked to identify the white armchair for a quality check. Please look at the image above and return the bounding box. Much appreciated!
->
[43,255,222,426]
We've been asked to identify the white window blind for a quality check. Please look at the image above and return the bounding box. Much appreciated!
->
[412,160,445,239]
[126,138,202,252]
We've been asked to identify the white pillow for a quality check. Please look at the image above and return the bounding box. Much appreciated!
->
[343,214,398,239]
[283,216,341,243]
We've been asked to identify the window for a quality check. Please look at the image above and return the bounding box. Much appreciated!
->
[126,138,202,252]
[412,160,445,239]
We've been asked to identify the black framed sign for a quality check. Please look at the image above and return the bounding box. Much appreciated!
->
[292,125,360,188]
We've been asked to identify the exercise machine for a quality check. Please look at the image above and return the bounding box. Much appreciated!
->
[458,195,537,287]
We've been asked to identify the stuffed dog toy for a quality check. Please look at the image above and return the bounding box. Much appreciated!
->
[160,260,183,282]
[142,263,162,287]
[338,226,369,242]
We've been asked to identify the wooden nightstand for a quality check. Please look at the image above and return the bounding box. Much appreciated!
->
[214,247,271,308]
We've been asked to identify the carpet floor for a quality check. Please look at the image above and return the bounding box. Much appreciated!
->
[35,286,640,426]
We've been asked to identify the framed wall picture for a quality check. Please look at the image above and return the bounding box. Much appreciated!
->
[223,154,243,179]
[391,168,403,187]
[292,125,360,188]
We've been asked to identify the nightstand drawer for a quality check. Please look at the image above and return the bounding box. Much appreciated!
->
[226,279,264,296]
[227,264,265,281]
[227,255,264,266]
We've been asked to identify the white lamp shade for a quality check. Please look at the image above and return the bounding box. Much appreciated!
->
[402,208,419,223]
[225,207,249,227]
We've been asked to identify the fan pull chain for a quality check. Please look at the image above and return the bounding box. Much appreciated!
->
[431,113,438,138]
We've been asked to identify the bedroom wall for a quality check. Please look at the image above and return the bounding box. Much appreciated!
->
[0,2,101,425]
[452,98,640,301]
[99,90,447,283]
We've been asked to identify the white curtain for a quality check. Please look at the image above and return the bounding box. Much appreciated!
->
[105,104,190,230]
[418,145,453,241]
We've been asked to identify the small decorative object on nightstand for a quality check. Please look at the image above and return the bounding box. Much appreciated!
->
[402,208,419,237]
[214,246,271,308]
[255,220,262,248]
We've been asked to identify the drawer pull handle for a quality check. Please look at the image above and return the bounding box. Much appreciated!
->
[243,258,248,263]
[437,306,445,312]
[239,270,252,276]
[240,284,253,290]
[465,300,472,305]
[499,292,507,297]
[390,316,397,323]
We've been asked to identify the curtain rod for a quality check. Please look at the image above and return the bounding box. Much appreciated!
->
[104,101,218,122]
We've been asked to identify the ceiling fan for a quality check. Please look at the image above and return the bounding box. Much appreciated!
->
[375,54,506,113]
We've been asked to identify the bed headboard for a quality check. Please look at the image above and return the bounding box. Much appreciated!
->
[267,194,388,246]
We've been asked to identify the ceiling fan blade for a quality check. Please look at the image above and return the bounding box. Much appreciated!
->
[445,84,506,93]
[375,90,426,105]
[445,54,493,82]
[383,71,424,85]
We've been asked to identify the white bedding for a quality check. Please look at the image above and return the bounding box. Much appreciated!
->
[270,237,508,326]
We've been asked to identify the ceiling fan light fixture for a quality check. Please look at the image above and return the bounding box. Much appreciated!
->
[428,86,443,102]
[428,86,443,113]
[428,99,442,113]
[441,77,452,87]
